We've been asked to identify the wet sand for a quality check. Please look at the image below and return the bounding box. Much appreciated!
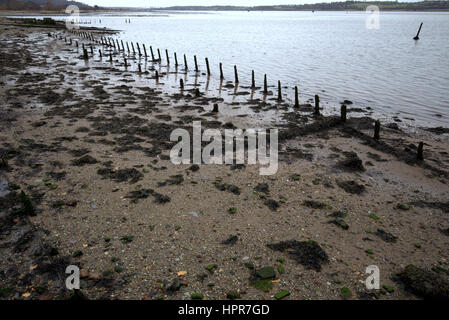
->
[1,17,449,300]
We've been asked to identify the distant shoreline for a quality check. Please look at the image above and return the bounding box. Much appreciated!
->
[1,9,449,16]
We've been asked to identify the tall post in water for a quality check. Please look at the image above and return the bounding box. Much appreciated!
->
[251,70,255,89]
[205,58,210,76]
[131,42,135,55]
[83,48,88,60]
[174,52,178,67]
[126,42,130,54]
[138,63,142,73]
[194,55,198,72]
[109,52,113,63]
[116,39,120,51]
[264,74,268,95]
[150,46,155,60]
[90,45,93,55]
[137,43,142,56]
[121,40,125,52]
[99,49,102,59]
[184,54,188,70]
[165,49,170,64]
[143,44,148,58]
[180,78,184,91]
[124,57,128,68]
[277,81,282,101]
[294,86,299,108]
[413,22,423,40]
[157,49,161,61]
[314,94,320,115]
[219,63,224,80]
[234,65,239,84]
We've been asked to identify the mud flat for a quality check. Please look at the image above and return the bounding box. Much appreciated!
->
[1,17,449,300]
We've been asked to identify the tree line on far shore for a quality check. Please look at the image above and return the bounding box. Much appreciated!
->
[160,1,449,12]
[0,0,94,11]
[1,0,449,12]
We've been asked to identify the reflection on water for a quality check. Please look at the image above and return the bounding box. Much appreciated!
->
[8,11,449,127]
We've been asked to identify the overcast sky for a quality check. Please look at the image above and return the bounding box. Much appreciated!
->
[81,0,362,8]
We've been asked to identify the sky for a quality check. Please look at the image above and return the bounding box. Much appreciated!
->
[81,0,360,8]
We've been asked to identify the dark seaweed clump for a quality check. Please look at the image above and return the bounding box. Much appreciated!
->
[158,174,184,187]
[214,182,240,195]
[375,229,397,243]
[97,167,143,184]
[337,152,366,172]
[267,240,329,272]
[71,155,98,166]
[254,183,269,194]
[395,265,449,299]
[125,189,170,204]
[336,180,366,194]
[264,199,280,211]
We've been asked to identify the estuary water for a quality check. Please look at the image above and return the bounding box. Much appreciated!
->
[8,10,449,127]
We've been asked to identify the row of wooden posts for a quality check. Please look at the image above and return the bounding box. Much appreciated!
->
[57,30,425,161]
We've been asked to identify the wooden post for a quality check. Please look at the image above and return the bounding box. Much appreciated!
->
[90,45,93,55]
[417,142,424,161]
[131,42,135,55]
[220,63,224,80]
[124,57,128,68]
[174,52,178,67]
[150,46,155,60]
[251,70,255,89]
[234,65,239,84]
[137,43,142,56]
[109,53,113,63]
[126,42,130,54]
[116,39,120,51]
[341,104,347,122]
[294,86,299,108]
[99,49,102,59]
[195,88,200,97]
[277,81,282,101]
[180,78,184,90]
[314,95,320,115]
[138,63,142,73]
[194,55,198,72]
[413,22,423,40]
[374,120,380,140]
[155,70,159,80]
[76,40,78,48]
[165,49,170,64]
[212,103,219,113]
[143,44,147,58]
[83,48,88,60]
[264,74,267,94]
[121,40,125,51]
[157,49,161,61]
[205,57,210,76]
[184,54,188,70]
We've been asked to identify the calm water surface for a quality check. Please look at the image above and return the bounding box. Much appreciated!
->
[10,11,449,127]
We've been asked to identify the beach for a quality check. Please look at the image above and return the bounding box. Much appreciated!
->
[1,17,449,300]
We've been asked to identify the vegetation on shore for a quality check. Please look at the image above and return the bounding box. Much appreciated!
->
[1,1,449,12]
[156,1,449,12]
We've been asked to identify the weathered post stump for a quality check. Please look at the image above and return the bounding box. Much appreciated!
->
[417,142,424,161]
[374,120,380,140]
[341,104,347,122]
[314,94,320,115]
